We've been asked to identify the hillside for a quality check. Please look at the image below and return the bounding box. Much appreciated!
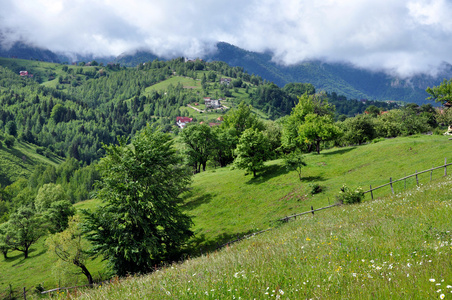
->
[1,134,449,298]
[207,42,450,104]
[1,42,448,104]
[68,161,452,299]
[183,134,451,252]
[0,141,63,186]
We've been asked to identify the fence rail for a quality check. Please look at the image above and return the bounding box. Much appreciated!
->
[365,158,450,199]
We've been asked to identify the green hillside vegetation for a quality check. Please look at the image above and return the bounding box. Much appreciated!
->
[0,135,450,298]
[0,140,63,187]
[0,201,106,299]
[66,171,452,299]
[0,55,450,298]
[183,135,451,252]
[208,42,451,104]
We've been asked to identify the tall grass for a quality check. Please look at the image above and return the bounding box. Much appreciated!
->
[66,175,452,299]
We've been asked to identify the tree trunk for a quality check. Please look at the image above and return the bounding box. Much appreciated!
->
[316,140,320,154]
[2,250,7,259]
[74,259,94,285]
[253,169,256,177]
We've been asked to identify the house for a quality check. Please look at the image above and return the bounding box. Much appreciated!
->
[19,71,28,76]
[220,78,232,85]
[205,98,221,109]
[176,117,193,129]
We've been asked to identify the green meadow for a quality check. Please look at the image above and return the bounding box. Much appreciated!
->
[64,155,452,299]
[1,135,450,299]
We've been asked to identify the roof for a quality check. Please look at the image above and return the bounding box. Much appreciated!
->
[176,117,193,123]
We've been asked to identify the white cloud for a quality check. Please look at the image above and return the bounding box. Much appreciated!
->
[1,0,452,77]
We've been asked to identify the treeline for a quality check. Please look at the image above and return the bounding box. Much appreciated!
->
[0,157,99,222]
[180,95,444,176]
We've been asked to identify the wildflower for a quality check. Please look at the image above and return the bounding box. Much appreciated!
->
[306,237,311,241]
[431,279,436,282]
[440,294,445,299]
[279,289,284,295]
[166,291,171,295]
[447,285,452,289]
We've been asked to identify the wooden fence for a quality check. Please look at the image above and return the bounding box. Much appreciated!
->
[365,158,450,200]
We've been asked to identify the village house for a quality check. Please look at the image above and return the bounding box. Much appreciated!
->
[204,97,221,109]
[220,78,232,85]
[176,117,193,129]
[19,71,28,76]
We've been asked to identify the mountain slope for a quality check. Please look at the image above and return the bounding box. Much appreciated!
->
[206,42,450,104]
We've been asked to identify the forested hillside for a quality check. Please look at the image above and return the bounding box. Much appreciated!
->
[0,57,396,166]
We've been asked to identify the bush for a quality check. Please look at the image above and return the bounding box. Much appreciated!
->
[336,184,364,204]
[309,183,322,195]
[4,135,15,148]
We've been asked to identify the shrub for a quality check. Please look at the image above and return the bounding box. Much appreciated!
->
[309,183,322,195]
[4,135,15,148]
[336,184,364,204]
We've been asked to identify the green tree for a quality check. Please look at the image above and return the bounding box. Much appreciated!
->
[282,93,336,152]
[0,223,11,259]
[181,123,215,172]
[222,101,264,139]
[46,215,93,284]
[7,206,46,258]
[35,183,66,212]
[365,105,380,117]
[83,127,193,276]
[426,79,452,106]
[234,128,269,177]
[298,113,341,154]
[340,114,376,145]
[284,150,307,181]
[5,121,17,137]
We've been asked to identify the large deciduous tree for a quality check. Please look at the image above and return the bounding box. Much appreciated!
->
[7,206,46,258]
[234,128,269,177]
[282,92,339,153]
[181,123,215,172]
[83,126,193,276]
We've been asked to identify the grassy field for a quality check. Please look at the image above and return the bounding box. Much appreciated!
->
[183,134,452,252]
[1,135,450,298]
[0,141,64,186]
[0,201,105,299]
[60,167,452,299]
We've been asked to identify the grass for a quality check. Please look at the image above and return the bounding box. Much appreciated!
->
[183,135,451,252]
[0,200,105,299]
[0,141,64,186]
[60,169,452,299]
[2,135,450,298]
[143,76,202,93]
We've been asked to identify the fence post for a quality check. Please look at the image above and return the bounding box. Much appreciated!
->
[390,177,394,194]
[431,166,433,181]
[404,173,406,189]
[370,185,373,200]
[416,170,419,186]
[445,158,448,176]
[311,206,314,215]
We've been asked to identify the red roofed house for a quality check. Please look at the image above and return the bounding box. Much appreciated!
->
[176,117,193,129]
[19,71,28,76]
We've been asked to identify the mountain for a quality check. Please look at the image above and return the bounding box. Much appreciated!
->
[0,41,60,63]
[205,42,452,104]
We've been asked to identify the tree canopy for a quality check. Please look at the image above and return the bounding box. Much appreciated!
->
[426,79,452,106]
[83,126,193,276]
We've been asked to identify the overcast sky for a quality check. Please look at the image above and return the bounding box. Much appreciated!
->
[1,0,452,77]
